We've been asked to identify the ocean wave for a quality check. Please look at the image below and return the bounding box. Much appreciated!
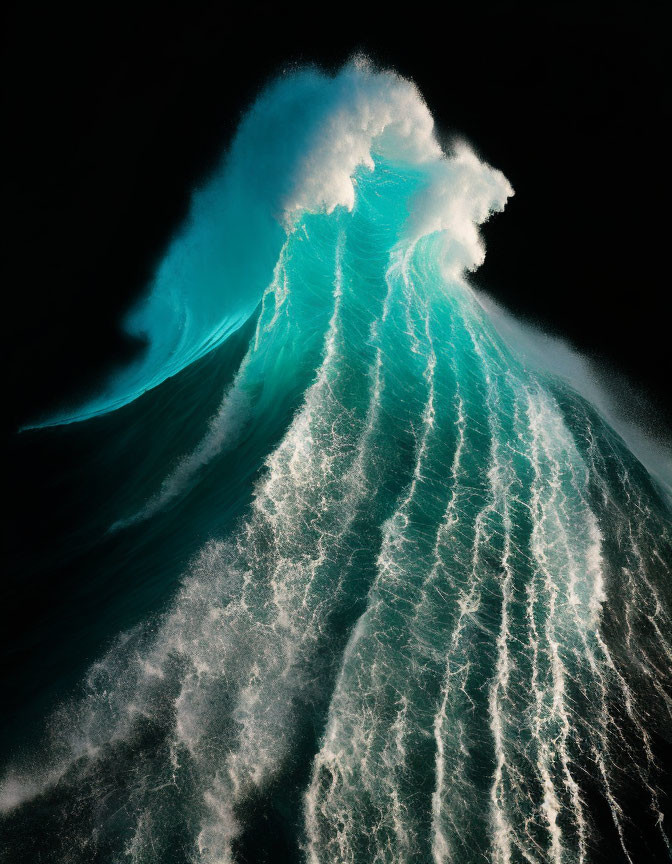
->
[4,59,671,864]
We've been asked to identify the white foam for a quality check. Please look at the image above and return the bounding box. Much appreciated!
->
[262,58,513,278]
[281,58,439,223]
[409,143,512,276]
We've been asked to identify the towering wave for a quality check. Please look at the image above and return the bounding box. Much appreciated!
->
[3,60,671,864]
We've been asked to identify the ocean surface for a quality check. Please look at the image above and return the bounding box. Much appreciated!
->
[2,60,671,864]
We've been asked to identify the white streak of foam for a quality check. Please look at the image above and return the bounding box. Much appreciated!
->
[533,391,590,864]
[488,491,514,864]
[430,311,511,862]
[525,389,564,864]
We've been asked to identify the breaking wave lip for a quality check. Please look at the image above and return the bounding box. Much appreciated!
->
[4,57,671,864]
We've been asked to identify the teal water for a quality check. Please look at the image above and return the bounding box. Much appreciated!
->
[2,61,672,864]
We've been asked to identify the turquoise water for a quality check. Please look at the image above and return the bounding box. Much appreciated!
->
[2,61,671,864]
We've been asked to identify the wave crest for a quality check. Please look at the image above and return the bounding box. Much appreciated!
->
[29,58,510,427]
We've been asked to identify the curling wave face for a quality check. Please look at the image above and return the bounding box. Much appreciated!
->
[3,60,672,864]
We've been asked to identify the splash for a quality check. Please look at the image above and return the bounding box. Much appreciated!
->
[3,60,671,864]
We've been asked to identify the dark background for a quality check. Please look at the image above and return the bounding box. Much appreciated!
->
[3,1,670,433]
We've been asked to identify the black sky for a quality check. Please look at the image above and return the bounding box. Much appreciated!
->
[3,1,671,436]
